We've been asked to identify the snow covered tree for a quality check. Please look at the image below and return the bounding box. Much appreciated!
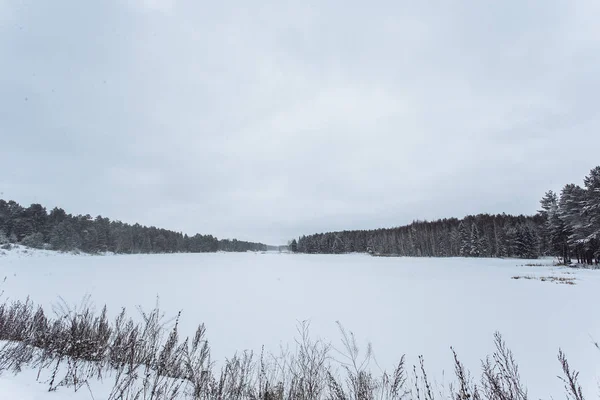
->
[49,219,81,251]
[549,210,570,263]
[470,223,481,257]
[0,197,266,255]
[289,239,298,253]
[582,167,600,230]
[21,232,44,249]
[332,235,344,254]
[458,222,471,256]
[449,227,460,256]
[492,218,505,257]
[513,225,538,259]
[539,191,558,218]
[559,184,586,235]
[559,184,589,262]
[538,190,558,255]
[24,203,48,239]
[291,214,542,258]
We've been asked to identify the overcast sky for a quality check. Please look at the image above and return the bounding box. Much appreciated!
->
[1,0,599,245]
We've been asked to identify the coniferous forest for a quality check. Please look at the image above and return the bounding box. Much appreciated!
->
[0,200,266,253]
[2,167,599,261]
[291,166,600,264]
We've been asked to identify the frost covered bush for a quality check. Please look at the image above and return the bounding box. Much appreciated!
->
[0,296,590,400]
[20,232,45,249]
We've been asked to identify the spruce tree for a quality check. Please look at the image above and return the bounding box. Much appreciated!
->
[470,223,481,257]
[583,167,600,241]
[538,190,558,255]
[458,222,471,256]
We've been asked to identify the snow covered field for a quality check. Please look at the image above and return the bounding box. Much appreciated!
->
[0,247,599,398]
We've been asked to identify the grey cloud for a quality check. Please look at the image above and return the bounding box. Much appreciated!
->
[1,0,600,244]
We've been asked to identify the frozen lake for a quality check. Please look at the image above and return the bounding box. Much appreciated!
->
[1,248,599,397]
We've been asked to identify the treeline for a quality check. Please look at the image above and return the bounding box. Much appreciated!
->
[291,167,600,263]
[0,199,267,254]
[291,214,543,258]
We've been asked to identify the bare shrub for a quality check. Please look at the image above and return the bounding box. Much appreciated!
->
[0,296,594,400]
[480,332,527,400]
[450,347,480,400]
[558,349,584,400]
[511,276,576,285]
[286,321,330,399]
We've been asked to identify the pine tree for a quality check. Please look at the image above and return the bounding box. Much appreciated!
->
[479,234,490,257]
[583,167,600,235]
[0,198,266,255]
[458,222,471,256]
[559,184,588,262]
[289,239,298,253]
[538,190,558,256]
[332,235,344,254]
[450,227,460,256]
[470,223,481,257]
[492,219,502,257]
[522,225,539,259]
[21,232,44,249]
[549,210,570,263]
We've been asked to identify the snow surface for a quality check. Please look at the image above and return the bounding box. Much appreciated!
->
[1,247,599,398]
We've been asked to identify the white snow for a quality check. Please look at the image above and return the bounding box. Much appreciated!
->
[1,247,599,398]
[0,366,110,399]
